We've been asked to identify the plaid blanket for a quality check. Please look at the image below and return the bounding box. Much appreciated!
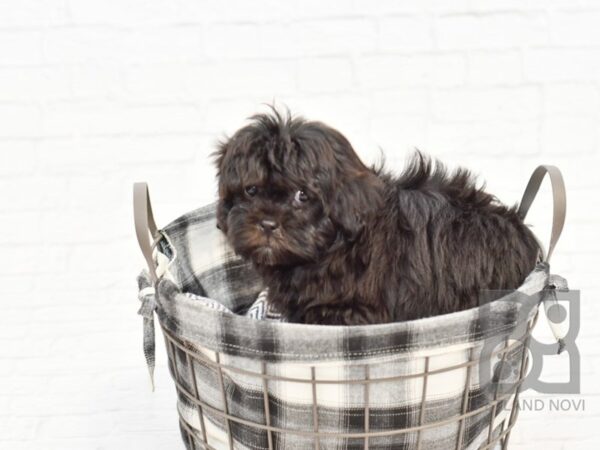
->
[137,203,555,450]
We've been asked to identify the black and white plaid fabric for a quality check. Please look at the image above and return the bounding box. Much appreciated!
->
[137,203,559,450]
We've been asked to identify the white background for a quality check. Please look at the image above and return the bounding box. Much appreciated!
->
[1,0,599,448]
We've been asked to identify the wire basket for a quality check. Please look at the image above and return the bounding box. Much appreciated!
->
[163,314,538,450]
[133,164,566,450]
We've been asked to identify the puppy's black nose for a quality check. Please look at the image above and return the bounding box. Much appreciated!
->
[260,219,278,232]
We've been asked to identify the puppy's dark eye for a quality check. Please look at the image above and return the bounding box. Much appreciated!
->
[245,185,258,197]
[294,189,308,204]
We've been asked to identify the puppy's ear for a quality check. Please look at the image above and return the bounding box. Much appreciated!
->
[212,136,237,234]
[330,171,383,241]
[216,200,229,233]
[296,121,384,241]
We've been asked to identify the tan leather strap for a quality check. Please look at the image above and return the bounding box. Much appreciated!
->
[517,165,566,263]
[133,182,159,283]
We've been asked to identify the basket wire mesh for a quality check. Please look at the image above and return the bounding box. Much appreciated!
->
[161,312,538,450]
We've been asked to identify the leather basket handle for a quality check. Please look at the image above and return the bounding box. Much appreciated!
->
[517,165,567,263]
[133,182,159,283]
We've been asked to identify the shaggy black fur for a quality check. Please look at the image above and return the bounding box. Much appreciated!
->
[214,110,540,325]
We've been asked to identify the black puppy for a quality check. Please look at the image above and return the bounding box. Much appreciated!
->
[214,110,540,325]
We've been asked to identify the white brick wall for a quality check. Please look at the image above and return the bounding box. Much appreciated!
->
[1,0,598,448]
